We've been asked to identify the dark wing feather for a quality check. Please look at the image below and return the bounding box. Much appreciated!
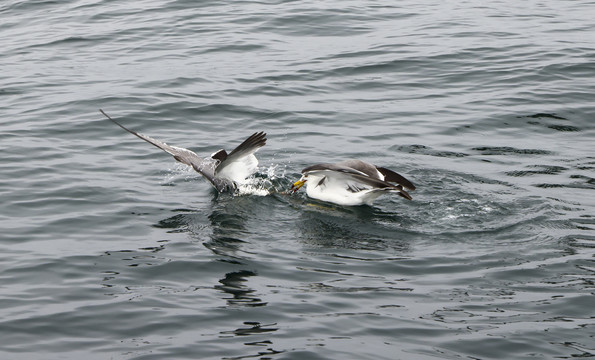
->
[376,166,416,190]
[397,189,413,200]
[346,173,413,200]
[347,172,398,189]
[211,149,228,162]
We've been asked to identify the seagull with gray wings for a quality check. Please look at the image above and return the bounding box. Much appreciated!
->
[100,110,266,193]
[291,159,415,206]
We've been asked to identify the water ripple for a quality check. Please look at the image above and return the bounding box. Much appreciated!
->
[1,0,594,359]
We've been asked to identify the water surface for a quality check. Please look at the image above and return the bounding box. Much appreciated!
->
[1,0,594,359]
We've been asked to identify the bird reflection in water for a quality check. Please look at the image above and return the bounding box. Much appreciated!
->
[220,321,278,337]
[215,270,267,307]
[216,272,282,359]
[219,321,283,359]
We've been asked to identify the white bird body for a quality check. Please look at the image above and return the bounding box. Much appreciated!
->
[214,152,259,185]
[292,159,415,206]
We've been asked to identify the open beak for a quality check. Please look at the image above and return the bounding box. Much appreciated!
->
[291,179,306,193]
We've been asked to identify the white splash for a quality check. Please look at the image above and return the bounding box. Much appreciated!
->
[236,182,271,196]
[161,163,287,196]
[236,164,286,196]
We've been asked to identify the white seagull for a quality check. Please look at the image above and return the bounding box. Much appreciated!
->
[291,159,415,206]
[100,109,266,192]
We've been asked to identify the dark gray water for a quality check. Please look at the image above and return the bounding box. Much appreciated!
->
[1,1,594,359]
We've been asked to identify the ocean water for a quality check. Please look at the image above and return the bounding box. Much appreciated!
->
[1,0,594,359]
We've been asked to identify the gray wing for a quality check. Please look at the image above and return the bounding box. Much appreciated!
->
[302,163,368,177]
[336,159,381,179]
[336,159,415,190]
[100,109,231,191]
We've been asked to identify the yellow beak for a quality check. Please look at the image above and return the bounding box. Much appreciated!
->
[291,179,306,192]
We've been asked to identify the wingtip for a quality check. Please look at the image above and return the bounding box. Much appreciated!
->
[376,166,416,191]
[248,131,267,148]
[99,109,116,123]
[398,189,413,200]
[255,131,267,143]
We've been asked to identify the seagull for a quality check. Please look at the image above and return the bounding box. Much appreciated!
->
[100,109,266,193]
[291,159,415,206]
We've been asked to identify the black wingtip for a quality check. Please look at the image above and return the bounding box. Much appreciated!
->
[100,109,149,142]
[228,131,267,157]
[398,189,413,200]
[249,131,267,148]
[99,109,110,120]
[376,166,416,191]
[100,109,123,127]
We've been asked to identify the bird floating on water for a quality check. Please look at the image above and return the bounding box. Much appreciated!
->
[291,159,415,206]
[100,109,266,193]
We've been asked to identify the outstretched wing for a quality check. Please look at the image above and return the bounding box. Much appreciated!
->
[214,131,267,182]
[100,109,222,188]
